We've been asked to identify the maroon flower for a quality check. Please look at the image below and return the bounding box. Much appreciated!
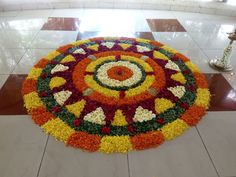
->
[73,119,81,127]
[128,125,135,133]
[41,73,48,79]
[115,55,121,61]
[102,126,110,134]
[171,55,179,61]
[39,91,48,97]
[181,102,189,109]
[157,118,165,125]
[50,61,58,65]
[183,70,190,75]
[52,106,61,113]
[187,85,196,92]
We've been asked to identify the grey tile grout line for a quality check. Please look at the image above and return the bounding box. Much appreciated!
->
[36,135,49,177]
[195,126,220,177]
[127,154,131,177]
[9,49,27,75]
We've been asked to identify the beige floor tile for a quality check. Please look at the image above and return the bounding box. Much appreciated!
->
[38,137,129,177]
[197,112,236,177]
[0,49,25,74]
[0,75,9,88]
[13,48,54,74]
[0,116,48,177]
[128,127,218,177]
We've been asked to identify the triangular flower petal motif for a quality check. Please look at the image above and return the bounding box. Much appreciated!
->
[65,99,86,118]
[51,64,69,74]
[167,86,186,98]
[101,42,115,49]
[73,48,86,55]
[112,110,128,126]
[87,44,99,51]
[171,73,186,84]
[153,51,169,60]
[155,98,175,114]
[133,106,156,122]
[53,90,72,106]
[165,60,180,71]
[49,77,66,89]
[60,55,76,63]
[83,107,106,125]
[136,45,151,53]
[119,43,132,50]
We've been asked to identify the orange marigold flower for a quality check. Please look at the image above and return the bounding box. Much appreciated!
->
[174,53,190,62]
[67,132,101,152]
[181,105,206,126]
[107,66,133,81]
[150,41,163,47]
[21,79,37,95]
[131,131,164,150]
[194,72,209,88]
[57,44,74,53]
[30,106,55,126]
[34,59,49,68]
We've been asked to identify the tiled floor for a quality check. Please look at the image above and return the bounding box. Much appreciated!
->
[0,8,236,177]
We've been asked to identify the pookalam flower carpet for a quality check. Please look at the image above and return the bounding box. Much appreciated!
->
[22,37,210,153]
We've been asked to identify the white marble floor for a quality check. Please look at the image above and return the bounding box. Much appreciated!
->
[0,8,236,177]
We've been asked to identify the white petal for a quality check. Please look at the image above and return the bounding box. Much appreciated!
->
[133,106,156,122]
[83,107,106,125]
[73,48,86,54]
[51,64,69,74]
[168,86,186,98]
[53,90,72,106]
[165,60,180,71]
[101,42,115,49]
[136,45,151,52]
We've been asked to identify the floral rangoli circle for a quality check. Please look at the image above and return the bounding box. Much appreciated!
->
[22,37,210,153]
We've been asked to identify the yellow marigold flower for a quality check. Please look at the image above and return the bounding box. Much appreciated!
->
[125,75,155,97]
[60,55,76,63]
[161,45,178,54]
[153,50,169,60]
[195,88,210,108]
[100,136,132,153]
[66,99,86,118]
[155,98,175,114]
[72,39,91,46]
[171,73,186,84]
[87,44,99,51]
[42,118,75,142]
[122,55,153,72]
[185,61,200,72]
[161,119,189,140]
[136,38,150,44]
[23,92,43,110]
[119,43,132,50]
[85,75,119,98]
[86,56,115,72]
[27,68,42,80]
[112,110,128,126]
[44,50,61,60]
[49,77,66,89]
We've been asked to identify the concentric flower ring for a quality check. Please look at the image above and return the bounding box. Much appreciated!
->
[22,37,210,153]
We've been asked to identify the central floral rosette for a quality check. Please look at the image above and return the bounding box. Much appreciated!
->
[95,60,145,90]
[72,51,166,106]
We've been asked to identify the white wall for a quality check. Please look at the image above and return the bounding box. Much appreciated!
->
[0,0,235,17]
